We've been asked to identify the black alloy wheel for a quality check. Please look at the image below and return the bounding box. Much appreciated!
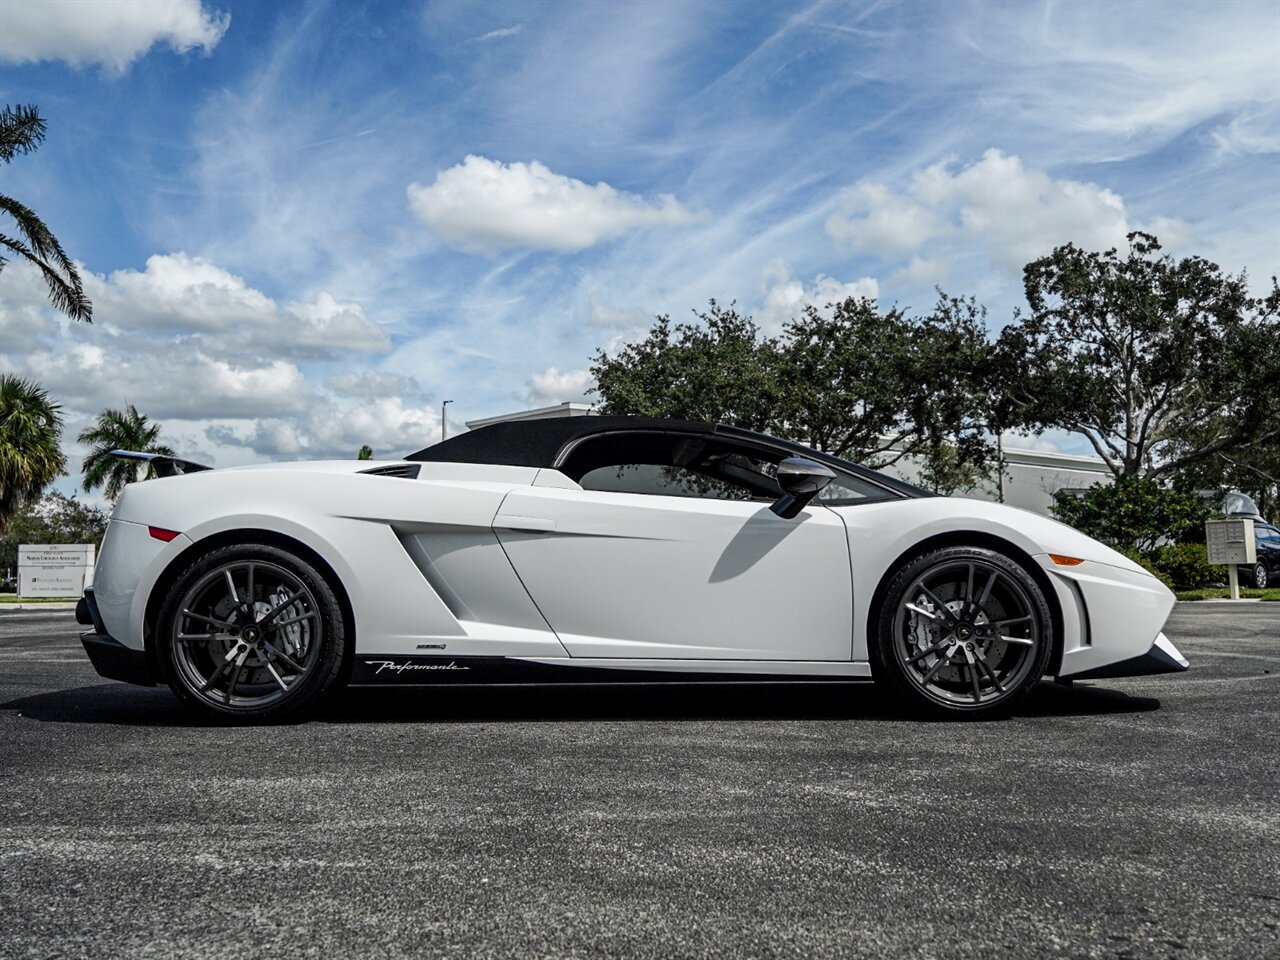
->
[872,546,1054,718]
[157,543,348,722]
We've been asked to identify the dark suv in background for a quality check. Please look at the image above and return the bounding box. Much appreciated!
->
[1243,519,1280,589]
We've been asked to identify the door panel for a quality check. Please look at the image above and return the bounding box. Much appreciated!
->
[493,487,852,660]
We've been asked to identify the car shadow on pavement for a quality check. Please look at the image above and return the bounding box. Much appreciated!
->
[0,679,1159,726]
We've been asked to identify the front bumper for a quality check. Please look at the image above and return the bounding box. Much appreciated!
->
[1068,632,1189,681]
[77,588,155,687]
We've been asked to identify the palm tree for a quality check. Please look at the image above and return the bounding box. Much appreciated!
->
[0,375,66,531]
[0,104,91,322]
[79,405,174,501]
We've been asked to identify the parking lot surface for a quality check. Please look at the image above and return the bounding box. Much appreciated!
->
[1,605,1277,960]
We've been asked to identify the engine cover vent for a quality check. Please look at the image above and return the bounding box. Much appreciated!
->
[359,464,422,479]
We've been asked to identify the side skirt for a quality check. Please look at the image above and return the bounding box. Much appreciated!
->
[350,656,873,686]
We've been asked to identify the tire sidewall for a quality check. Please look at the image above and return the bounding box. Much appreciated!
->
[870,546,1054,719]
[156,543,347,723]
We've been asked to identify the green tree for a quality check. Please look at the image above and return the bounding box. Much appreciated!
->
[996,232,1280,479]
[592,301,781,432]
[1050,476,1210,553]
[0,374,66,531]
[591,295,999,494]
[357,445,373,460]
[1161,417,1280,520]
[0,491,108,582]
[0,104,91,322]
[78,405,174,501]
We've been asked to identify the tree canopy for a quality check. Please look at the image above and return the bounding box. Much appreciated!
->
[996,232,1280,479]
[0,492,108,579]
[78,405,175,502]
[591,296,998,493]
[0,375,66,532]
[0,104,91,322]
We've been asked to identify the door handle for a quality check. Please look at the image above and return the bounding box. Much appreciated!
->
[493,515,557,533]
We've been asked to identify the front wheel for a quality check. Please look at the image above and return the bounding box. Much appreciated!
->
[156,544,348,722]
[871,546,1054,719]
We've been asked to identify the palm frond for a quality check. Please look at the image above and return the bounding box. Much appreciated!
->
[0,105,46,163]
[0,206,92,322]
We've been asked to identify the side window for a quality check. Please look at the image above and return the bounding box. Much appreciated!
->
[814,473,890,503]
[559,431,890,504]
[577,462,752,500]
[563,433,777,501]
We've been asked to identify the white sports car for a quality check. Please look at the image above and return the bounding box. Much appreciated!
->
[77,416,1188,721]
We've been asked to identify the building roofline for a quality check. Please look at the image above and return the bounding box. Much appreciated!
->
[465,402,593,430]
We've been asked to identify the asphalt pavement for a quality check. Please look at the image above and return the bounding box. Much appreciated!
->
[1,605,1276,960]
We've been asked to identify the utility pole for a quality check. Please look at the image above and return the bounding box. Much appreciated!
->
[441,400,453,442]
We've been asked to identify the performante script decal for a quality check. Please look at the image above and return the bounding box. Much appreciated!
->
[364,660,469,676]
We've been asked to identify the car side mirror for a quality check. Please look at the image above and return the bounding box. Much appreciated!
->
[770,457,837,519]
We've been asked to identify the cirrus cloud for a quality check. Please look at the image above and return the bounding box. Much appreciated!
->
[407,155,703,255]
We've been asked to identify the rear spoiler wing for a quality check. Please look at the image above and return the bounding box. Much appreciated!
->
[110,449,213,478]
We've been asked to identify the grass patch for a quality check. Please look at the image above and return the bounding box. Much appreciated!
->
[0,595,78,603]
[1175,587,1280,602]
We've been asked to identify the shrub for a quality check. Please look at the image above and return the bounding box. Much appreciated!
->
[1147,543,1217,590]
[1051,476,1210,553]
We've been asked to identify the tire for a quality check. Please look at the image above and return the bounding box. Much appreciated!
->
[870,546,1054,719]
[156,543,348,722]
[1250,562,1268,589]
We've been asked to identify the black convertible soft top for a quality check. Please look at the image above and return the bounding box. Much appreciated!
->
[406,415,934,499]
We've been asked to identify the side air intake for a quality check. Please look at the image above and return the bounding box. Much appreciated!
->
[359,464,421,479]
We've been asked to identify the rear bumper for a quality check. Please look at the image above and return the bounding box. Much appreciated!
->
[1067,632,1189,681]
[77,588,155,687]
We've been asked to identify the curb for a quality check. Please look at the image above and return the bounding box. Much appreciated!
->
[0,602,78,612]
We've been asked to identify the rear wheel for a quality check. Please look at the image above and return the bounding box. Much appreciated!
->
[156,544,348,722]
[872,546,1053,719]
[1248,562,1268,589]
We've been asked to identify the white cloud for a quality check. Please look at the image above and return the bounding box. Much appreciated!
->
[0,256,400,467]
[473,24,523,42]
[523,367,594,407]
[827,149,1194,272]
[96,254,389,358]
[1211,104,1280,159]
[326,370,425,399]
[407,155,703,255]
[207,397,440,461]
[587,302,652,330]
[890,256,950,290]
[0,0,229,71]
[756,262,879,333]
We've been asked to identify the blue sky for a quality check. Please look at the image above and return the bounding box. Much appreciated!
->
[2,0,1278,484]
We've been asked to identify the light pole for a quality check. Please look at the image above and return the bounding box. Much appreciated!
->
[441,400,453,442]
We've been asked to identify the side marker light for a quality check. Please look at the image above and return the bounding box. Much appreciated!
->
[148,527,181,542]
[1049,554,1084,566]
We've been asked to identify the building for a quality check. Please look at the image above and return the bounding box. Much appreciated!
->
[465,403,1111,517]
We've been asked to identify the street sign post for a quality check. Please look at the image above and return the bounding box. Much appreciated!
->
[1205,519,1256,600]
